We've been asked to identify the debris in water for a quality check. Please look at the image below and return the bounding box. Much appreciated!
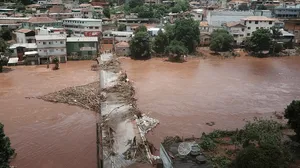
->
[136,114,159,136]
[206,121,215,126]
[38,82,103,112]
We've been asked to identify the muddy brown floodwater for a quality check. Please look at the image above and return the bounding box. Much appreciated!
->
[120,56,300,151]
[0,61,98,168]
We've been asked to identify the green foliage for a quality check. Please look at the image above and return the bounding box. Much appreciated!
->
[249,28,272,54]
[0,28,12,41]
[170,4,182,13]
[210,156,231,168]
[271,27,282,40]
[165,40,188,62]
[153,29,168,54]
[137,5,154,18]
[273,42,283,53]
[128,0,144,9]
[117,24,127,31]
[200,136,216,151]
[172,18,200,53]
[0,39,7,52]
[0,123,15,168]
[103,7,111,18]
[233,144,290,168]
[129,31,151,60]
[134,25,147,34]
[257,5,267,10]
[284,100,300,141]
[238,3,249,10]
[174,0,189,12]
[210,29,234,52]
[238,119,282,147]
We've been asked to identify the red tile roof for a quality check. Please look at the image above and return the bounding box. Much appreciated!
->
[16,28,33,33]
[27,17,57,23]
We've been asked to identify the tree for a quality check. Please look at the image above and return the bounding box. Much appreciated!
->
[234,145,290,168]
[128,0,144,9]
[249,29,272,54]
[165,40,188,62]
[117,24,127,31]
[153,29,168,54]
[210,29,234,52]
[0,123,15,168]
[129,31,151,60]
[170,4,182,13]
[175,0,189,12]
[134,25,147,33]
[137,6,154,18]
[0,39,7,53]
[103,7,110,18]
[0,28,12,41]
[238,3,249,11]
[284,100,300,141]
[257,5,267,10]
[173,18,200,53]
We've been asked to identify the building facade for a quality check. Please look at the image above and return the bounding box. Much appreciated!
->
[284,19,300,43]
[35,34,67,63]
[66,37,99,60]
[274,4,300,18]
[241,16,277,37]
[14,28,36,43]
[224,22,246,45]
[63,18,102,37]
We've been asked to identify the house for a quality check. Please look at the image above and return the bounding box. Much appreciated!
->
[253,10,272,17]
[35,34,67,64]
[66,37,99,60]
[284,19,300,43]
[102,30,133,44]
[241,16,277,37]
[0,17,30,30]
[148,27,164,36]
[9,43,37,61]
[26,4,41,12]
[200,21,210,33]
[71,5,103,19]
[200,32,211,46]
[191,9,204,21]
[14,29,36,43]
[62,18,102,37]
[115,42,130,56]
[207,11,254,31]
[224,21,246,45]
[22,17,62,30]
[274,4,300,18]
[34,13,74,20]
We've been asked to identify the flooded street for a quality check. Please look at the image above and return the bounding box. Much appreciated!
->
[0,61,98,168]
[120,56,300,148]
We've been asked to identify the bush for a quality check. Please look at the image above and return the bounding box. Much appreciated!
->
[284,100,300,141]
[200,136,216,151]
[233,144,290,168]
[0,123,15,168]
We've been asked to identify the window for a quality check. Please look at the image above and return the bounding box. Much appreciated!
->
[247,33,250,36]
[249,21,252,24]
[44,50,47,52]
[240,34,244,37]
[89,26,93,29]
[255,21,258,24]
[60,41,64,44]
[88,51,92,55]
[248,27,250,29]
[89,43,94,47]
[43,42,46,45]
[256,27,259,30]
[61,49,64,52]
[242,28,245,32]
[79,43,84,47]
[95,26,99,29]
[49,49,54,52]
[233,34,238,37]
[269,21,272,24]
[49,41,52,44]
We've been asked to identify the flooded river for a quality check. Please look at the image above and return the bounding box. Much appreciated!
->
[0,61,98,168]
[120,56,300,148]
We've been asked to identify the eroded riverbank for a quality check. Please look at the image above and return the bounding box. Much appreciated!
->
[0,61,98,168]
[120,56,300,150]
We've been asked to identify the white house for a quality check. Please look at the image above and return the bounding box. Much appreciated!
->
[191,9,203,21]
[241,16,277,37]
[224,22,246,45]
[35,34,67,63]
[14,28,36,43]
[62,18,102,37]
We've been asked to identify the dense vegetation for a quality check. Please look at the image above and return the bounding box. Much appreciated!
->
[210,29,234,52]
[285,100,300,141]
[0,123,15,168]
[129,26,151,60]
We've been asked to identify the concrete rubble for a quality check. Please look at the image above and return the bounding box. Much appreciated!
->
[99,53,159,168]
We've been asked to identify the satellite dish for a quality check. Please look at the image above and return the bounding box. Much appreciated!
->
[177,142,192,155]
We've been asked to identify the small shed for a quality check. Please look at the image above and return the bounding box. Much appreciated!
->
[24,51,39,65]
[115,42,130,56]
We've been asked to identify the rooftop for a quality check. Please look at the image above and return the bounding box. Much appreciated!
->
[241,16,277,21]
[9,43,37,49]
[209,10,254,16]
[225,21,246,27]
[26,17,57,23]
[63,18,102,22]
[200,21,208,27]
[35,34,66,41]
[16,28,33,33]
[67,37,98,42]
